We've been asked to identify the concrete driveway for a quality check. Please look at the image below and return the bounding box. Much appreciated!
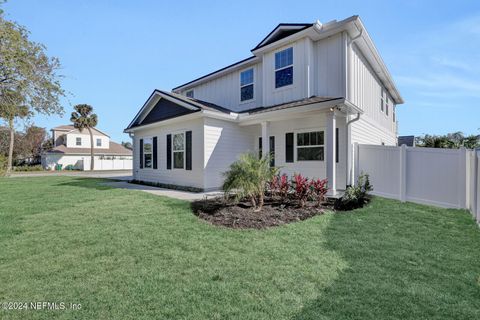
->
[9,170,132,181]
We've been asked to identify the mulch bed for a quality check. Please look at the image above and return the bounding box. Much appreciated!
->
[191,198,334,229]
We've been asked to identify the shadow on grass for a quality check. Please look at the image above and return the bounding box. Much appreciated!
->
[54,177,115,191]
[292,197,480,320]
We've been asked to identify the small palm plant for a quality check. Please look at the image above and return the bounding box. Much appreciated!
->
[222,153,276,211]
[70,104,98,171]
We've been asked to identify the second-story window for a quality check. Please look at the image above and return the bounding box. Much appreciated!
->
[240,68,254,102]
[393,105,396,122]
[76,137,81,146]
[186,90,194,98]
[275,47,293,88]
[96,138,102,147]
[386,96,389,116]
[380,88,385,113]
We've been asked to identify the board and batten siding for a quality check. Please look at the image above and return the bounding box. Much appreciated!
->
[348,43,396,139]
[314,33,345,98]
[132,118,204,189]
[203,117,255,190]
[181,63,263,113]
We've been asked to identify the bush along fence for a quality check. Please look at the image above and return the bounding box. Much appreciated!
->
[354,143,480,223]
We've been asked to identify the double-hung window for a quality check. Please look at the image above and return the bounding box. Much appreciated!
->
[96,138,102,147]
[240,68,254,101]
[173,132,185,169]
[143,138,152,168]
[76,137,82,146]
[275,47,293,88]
[297,131,324,161]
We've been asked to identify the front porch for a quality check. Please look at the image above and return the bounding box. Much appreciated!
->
[239,99,362,194]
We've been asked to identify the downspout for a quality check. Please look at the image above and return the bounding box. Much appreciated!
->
[346,112,361,186]
[345,25,363,187]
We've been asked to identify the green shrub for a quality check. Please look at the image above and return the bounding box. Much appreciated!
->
[222,153,277,211]
[334,172,373,211]
[64,164,76,170]
[13,165,44,172]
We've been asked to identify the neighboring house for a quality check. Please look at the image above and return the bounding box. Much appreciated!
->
[125,15,403,192]
[42,125,133,171]
[398,135,415,147]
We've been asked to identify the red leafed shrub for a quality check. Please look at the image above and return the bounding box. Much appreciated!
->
[292,173,311,207]
[269,174,280,197]
[310,178,328,207]
[278,174,290,202]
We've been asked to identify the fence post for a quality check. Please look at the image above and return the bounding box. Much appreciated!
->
[399,144,407,202]
[476,153,480,223]
[458,147,467,209]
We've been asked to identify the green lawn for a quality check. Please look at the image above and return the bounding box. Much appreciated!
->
[1,177,479,319]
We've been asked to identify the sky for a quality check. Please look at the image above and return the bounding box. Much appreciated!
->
[2,0,480,142]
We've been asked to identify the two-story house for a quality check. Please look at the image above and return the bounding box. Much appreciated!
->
[125,15,403,192]
[42,125,133,170]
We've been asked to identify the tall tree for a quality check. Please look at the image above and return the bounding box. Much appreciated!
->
[0,7,65,173]
[70,104,98,171]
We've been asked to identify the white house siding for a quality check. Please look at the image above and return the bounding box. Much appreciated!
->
[203,118,255,190]
[181,63,263,112]
[348,43,396,136]
[350,117,397,146]
[314,33,345,98]
[132,118,204,189]
[249,113,347,190]
[66,133,109,149]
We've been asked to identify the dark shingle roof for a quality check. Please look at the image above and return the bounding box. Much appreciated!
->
[241,96,342,115]
[46,141,132,155]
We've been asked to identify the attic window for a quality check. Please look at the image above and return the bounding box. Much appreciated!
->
[275,47,293,88]
[186,90,194,98]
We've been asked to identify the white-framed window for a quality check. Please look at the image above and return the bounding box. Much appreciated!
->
[186,90,194,98]
[76,137,82,146]
[172,132,185,169]
[143,138,153,168]
[275,47,293,88]
[240,68,254,102]
[386,96,389,116]
[96,138,102,147]
[380,88,385,113]
[296,131,324,161]
[393,105,396,122]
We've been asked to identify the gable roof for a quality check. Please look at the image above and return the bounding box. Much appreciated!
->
[171,16,403,105]
[46,141,132,155]
[252,23,313,50]
[125,89,234,130]
[51,125,110,137]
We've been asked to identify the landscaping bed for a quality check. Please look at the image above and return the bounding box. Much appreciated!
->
[192,197,334,229]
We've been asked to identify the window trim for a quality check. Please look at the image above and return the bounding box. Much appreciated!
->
[96,138,102,147]
[143,137,153,169]
[294,128,325,162]
[76,137,82,146]
[239,67,255,103]
[274,47,294,89]
[172,131,186,170]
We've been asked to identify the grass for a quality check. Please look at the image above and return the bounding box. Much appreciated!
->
[0,176,479,319]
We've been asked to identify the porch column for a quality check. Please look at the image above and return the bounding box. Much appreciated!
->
[326,111,336,194]
[261,121,269,158]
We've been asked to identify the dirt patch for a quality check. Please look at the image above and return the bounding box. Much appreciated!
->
[191,198,334,229]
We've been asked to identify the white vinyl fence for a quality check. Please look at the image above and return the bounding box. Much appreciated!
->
[354,144,480,223]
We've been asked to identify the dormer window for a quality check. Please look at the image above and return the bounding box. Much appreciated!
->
[275,47,293,88]
[240,68,254,102]
[186,90,194,98]
[76,137,81,146]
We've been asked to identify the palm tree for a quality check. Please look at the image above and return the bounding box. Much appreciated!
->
[70,104,98,171]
